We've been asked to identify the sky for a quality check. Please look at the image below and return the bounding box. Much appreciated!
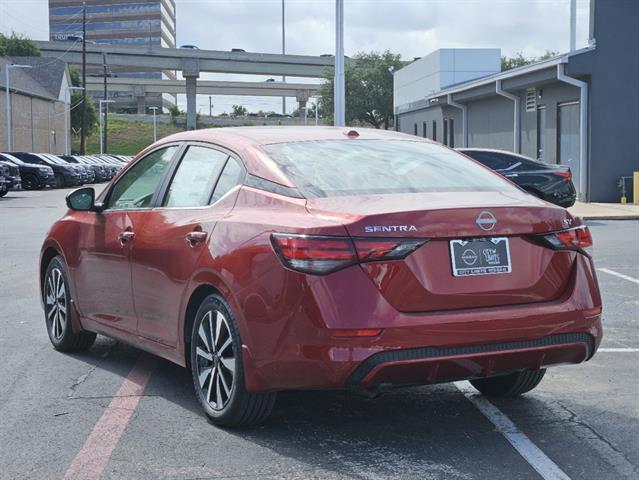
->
[0,0,590,114]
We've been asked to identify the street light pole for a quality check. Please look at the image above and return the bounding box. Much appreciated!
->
[102,51,109,153]
[98,99,114,154]
[5,64,33,151]
[64,85,84,155]
[80,1,88,154]
[334,0,345,126]
[281,0,286,115]
[148,106,159,142]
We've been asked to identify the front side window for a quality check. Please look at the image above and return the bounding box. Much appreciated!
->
[163,146,228,207]
[264,140,519,198]
[107,146,177,209]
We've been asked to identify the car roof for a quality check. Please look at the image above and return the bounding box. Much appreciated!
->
[154,126,429,187]
[162,126,417,146]
[457,147,541,163]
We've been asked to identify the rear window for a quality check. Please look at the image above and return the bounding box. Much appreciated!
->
[263,140,518,198]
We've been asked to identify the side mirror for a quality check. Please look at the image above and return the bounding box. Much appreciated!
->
[66,187,103,212]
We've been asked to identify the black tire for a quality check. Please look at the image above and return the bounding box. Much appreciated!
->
[190,293,276,427]
[470,369,546,397]
[43,256,96,352]
[54,173,65,189]
[0,188,7,198]
[22,174,40,190]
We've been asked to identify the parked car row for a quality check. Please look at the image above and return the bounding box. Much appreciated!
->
[0,152,132,195]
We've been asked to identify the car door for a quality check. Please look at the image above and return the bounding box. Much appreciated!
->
[130,144,245,346]
[73,145,179,332]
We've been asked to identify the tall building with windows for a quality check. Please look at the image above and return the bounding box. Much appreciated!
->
[48,0,177,111]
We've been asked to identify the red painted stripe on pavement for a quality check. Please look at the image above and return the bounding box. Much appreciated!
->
[64,355,156,480]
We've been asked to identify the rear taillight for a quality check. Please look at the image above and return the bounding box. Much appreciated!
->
[271,233,426,275]
[553,170,572,180]
[536,225,593,255]
[270,234,357,274]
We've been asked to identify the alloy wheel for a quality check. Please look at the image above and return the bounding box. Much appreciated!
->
[45,267,67,340]
[195,310,236,411]
[23,176,37,190]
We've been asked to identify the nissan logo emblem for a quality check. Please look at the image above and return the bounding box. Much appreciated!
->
[476,211,497,231]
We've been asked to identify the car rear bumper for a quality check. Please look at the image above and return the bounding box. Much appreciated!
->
[345,332,595,388]
[39,173,56,187]
[240,253,602,392]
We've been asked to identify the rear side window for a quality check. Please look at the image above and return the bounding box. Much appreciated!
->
[210,157,243,204]
[463,151,513,171]
[263,140,518,198]
[163,146,228,207]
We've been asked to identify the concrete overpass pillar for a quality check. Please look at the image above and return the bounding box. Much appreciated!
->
[136,96,146,115]
[133,85,146,115]
[185,76,197,130]
[182,58,200,130]
[296,90,310,125]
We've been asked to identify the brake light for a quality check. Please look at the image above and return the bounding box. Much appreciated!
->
[270,234,357,274]
[553,170,572,180]
[271,233,426,275]
[537,225,593,255]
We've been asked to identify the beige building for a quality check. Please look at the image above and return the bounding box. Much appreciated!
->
[1,57,71,153]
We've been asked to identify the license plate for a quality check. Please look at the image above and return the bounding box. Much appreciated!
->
[450,237,512,277]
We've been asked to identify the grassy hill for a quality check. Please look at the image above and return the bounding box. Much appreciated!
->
[72,119,185,156]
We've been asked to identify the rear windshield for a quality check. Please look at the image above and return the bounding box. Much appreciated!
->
[263,140,518,198]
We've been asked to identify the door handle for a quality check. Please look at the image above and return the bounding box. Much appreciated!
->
[118,230,135,244]
[186,230,207,247]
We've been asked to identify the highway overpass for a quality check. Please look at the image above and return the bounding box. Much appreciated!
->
[85,77,320,117]
[36,41,333,128]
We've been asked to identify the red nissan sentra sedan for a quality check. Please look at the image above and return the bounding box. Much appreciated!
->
[40,127,602,426]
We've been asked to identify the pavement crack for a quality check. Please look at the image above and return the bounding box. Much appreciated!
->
[67,342,117,398]
[67,364,98,398]
[555,400,639,478]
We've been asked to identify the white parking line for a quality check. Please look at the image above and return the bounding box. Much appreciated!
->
[455,381,571,480]
[597,268,639,285]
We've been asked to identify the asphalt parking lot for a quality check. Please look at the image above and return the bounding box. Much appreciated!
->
[0,187,637,480]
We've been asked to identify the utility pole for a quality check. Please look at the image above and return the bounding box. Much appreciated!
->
[281,0,286,115]
[209,96,213,117]
[80,2,87,154]
[334,0,345,126]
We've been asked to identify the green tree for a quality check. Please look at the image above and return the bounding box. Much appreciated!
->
[168,104,182,123]
[0,32,40,56]
[232,104,247,117]
[68,66,98,134]
[318,51,405,129]
[501,50,558,71]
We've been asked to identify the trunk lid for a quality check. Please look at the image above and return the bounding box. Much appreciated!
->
[307,191,577,312]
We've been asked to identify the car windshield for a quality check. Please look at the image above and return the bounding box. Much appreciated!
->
[264,140,519,198]
[1,154,25,165]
